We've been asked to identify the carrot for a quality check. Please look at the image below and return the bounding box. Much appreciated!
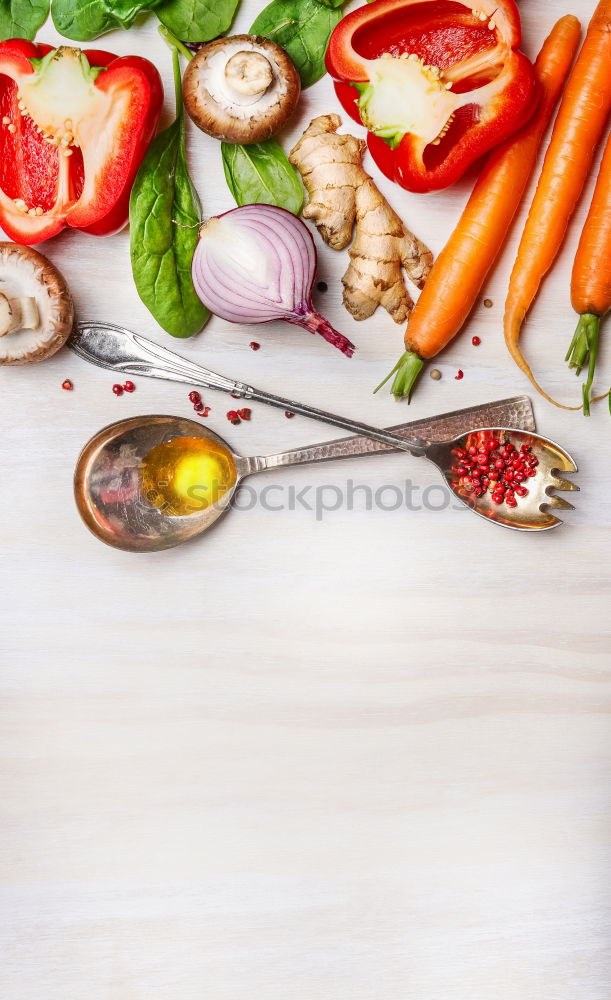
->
[376,15,582,400]
[503,0,611,410]
[565,130,611,413]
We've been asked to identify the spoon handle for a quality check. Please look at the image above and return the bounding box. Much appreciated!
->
[253,397,535,471]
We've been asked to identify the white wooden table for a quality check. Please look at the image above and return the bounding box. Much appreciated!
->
[2,2,610,997]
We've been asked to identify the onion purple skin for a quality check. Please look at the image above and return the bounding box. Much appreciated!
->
[192,204,355,358]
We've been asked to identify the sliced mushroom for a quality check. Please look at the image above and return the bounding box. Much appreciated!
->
[0,243,74,365]
[183,35,301,144]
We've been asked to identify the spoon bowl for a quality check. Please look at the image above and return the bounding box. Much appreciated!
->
[69,323,578,538]
[74,415,243,552]
[74,402,575,553]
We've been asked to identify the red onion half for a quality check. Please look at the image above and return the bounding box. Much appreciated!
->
[192,204,355,357]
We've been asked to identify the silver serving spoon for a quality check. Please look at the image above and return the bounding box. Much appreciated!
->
[74,398,536,552]
[70,322,579,545]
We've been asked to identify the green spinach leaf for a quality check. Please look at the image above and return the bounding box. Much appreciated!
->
[0,0,49,40]
[130,46,209,339]
[222,139,304,215]
[250,0,342,88]
[156,0,240,43]
[51,0,162,41]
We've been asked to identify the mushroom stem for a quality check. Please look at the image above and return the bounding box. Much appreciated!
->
[0,292,40,336]
[224,51,273,98]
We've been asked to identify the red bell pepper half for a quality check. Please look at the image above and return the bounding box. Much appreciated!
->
[326,0,539,193]
[0,40,163,244]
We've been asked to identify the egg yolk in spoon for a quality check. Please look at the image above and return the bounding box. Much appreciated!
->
[140,436,237,517]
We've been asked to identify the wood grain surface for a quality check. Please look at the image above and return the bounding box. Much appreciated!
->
[1,2,610,997]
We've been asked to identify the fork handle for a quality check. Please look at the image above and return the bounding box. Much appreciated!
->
[71,322,428,455]
[244,386,429,455]
[253,397,536,470]
[69,324,534,460]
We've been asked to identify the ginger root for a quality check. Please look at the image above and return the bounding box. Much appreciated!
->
[289,114,433,324]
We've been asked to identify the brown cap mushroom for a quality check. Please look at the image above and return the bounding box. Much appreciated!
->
[0,243,74,365]
[183,35,301,144]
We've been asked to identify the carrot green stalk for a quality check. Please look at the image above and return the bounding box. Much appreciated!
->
[504,0,611,410]
[377,15,582,400]
[565,130,611,414]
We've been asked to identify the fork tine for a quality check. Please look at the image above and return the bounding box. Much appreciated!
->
[551,475,580,492]
[544,494,575,511]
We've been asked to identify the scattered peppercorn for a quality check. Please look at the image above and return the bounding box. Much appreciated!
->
[455,370,464,380]
[471,336,481,346]
[112,384,124,396]
[61,379,73,391]
[285,410,295,419]
[226,409,241,425]
[249,341,261,351]
[483,298,493,308]
[230,393,241,399]
[189,389,206,417]
[238,408,251,421]
[317,281,328,293]
[123,381,136,393]
[430,369,442,380]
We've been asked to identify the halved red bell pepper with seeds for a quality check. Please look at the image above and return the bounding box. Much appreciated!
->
[0,40,162,244]
[326,0,538,193]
